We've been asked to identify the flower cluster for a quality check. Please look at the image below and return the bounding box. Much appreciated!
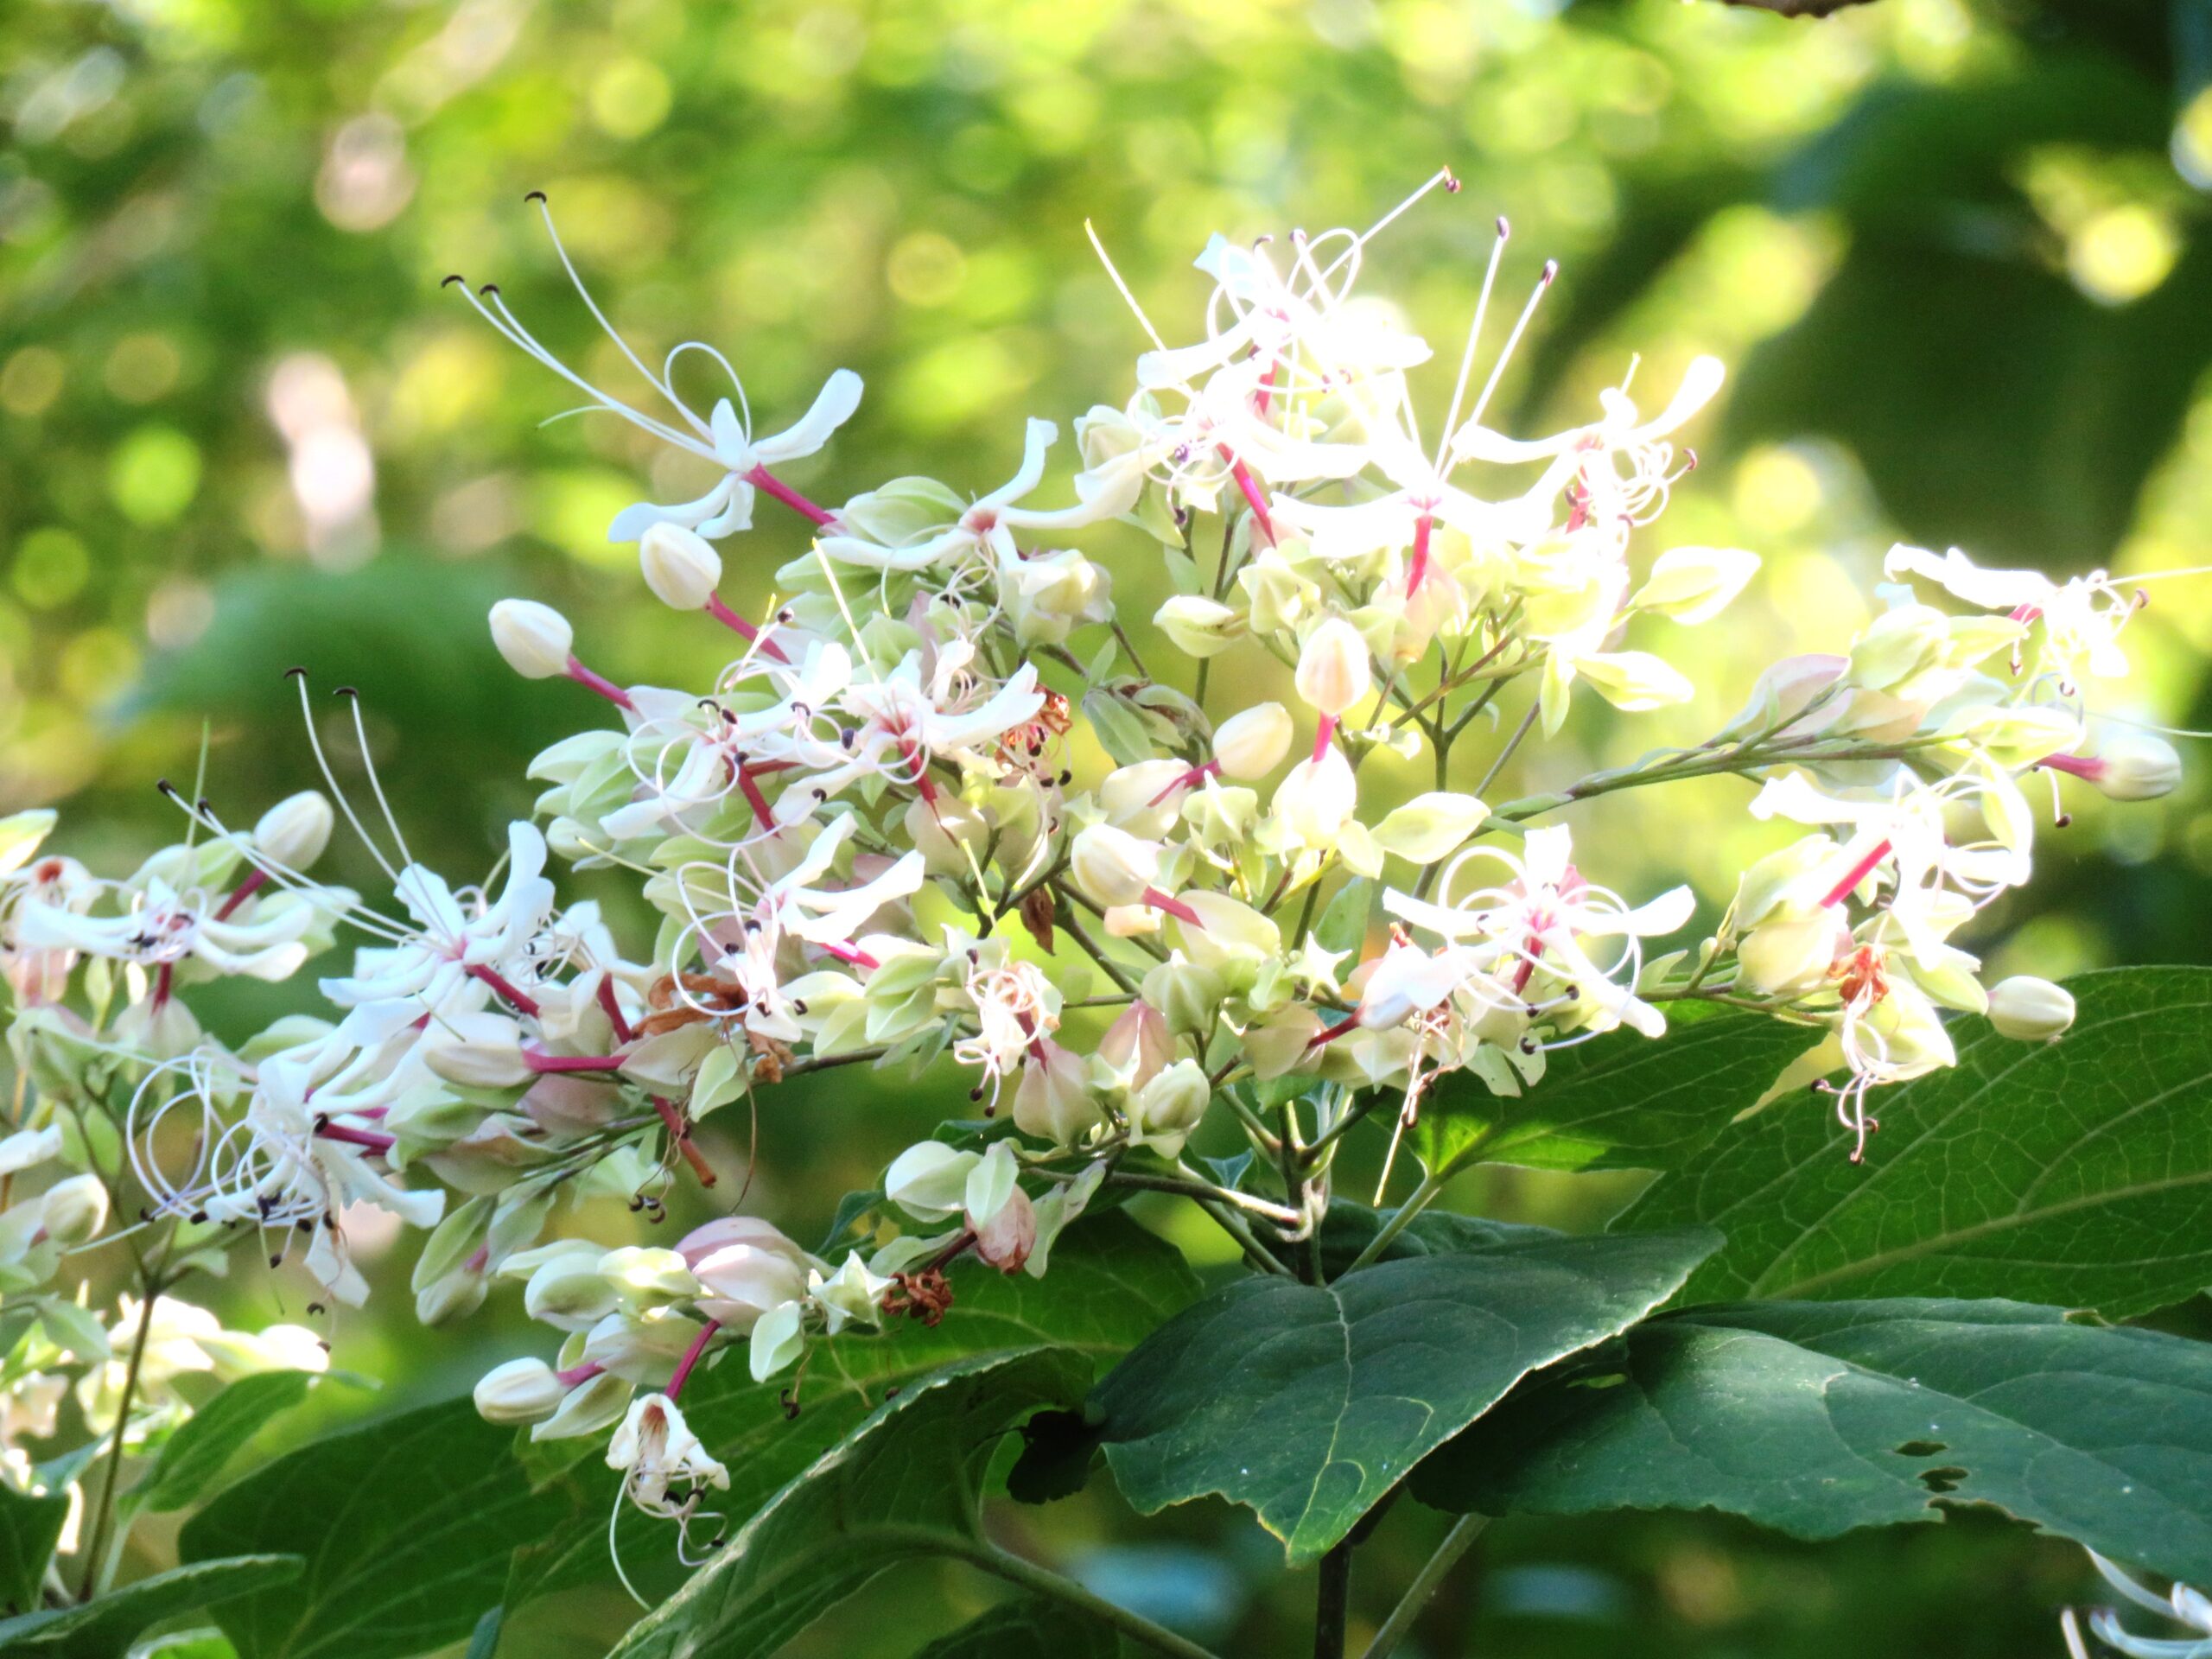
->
[1,178,2190,1590]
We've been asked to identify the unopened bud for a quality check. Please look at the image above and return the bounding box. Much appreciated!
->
[690,1242,809,1330]
[524,1252,620,1332]
[1071,823,1166,909]
[639,521,724,611]
[1012,1041,1100,1146]
[421,1011,533,1088]
[1128,1059,1210,1157]
[490,599,574,680]
[883,1141,978,1222]
[1154,594,1244,658]
[1987,976,2075,1042]
[37,1173,108,1247]
[1213,702,1293,780]
[2058,731,2182,802]
[474,1357,569,1425]
[253,791,334,869]
[1295,618,1373,717]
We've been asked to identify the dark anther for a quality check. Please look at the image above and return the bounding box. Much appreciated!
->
[284,665,308,678]
[442,274,467,289]
[307,1301,326,1316]
[524,189,548,204]
[1443,169,1462,194]
[1497,216,1510,237]
[269,1253,285,1268]
[480,283,500,296]
[190,1211,208,1224]
[779,1389,802,1421]
[334,685,359,698]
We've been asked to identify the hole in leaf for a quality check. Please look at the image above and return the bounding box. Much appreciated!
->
[1917,1465,1970,1495]
[1567,1373,1630,1391]
[1891,1440,1948,1458]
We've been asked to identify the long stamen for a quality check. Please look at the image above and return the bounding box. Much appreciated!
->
[1316,165,1459,286]
[337,688,416,870]
[155,783,411,943]
[1461,259,1557,438]
[1437,216,1510,473]
[289,670,400,883]
[1820,838,1892,909]
[527,192,712,442]
[1084,219,1170,353]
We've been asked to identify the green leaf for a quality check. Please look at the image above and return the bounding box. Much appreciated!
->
[1313,875,1374,959]
[910,1595,1121,1659]
[507,1211,1199,1611]
[133,1372,321,1515]
[178,1399,577,1659]
[1088,1228,1720,1563]
[1414,1004,1816,1176]
[0,1481,71,1617]
[0,1557,302,1659]
[1620,969,2212,1318]
[1414,1298,2212,1586]
[603,1349,1090,1659]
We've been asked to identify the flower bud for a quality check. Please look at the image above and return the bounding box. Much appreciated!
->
[489,599,574,679]
[1013,1041,1100,1146]
[1102,760,1193,839]
[1154,595,1244,658]
[808,1253,891,1334]
[2066,731,2182,802]
[1295,618,1372,717]
[639,521,723,611]
[474,1357,567,1425]
[1141,957,1224,1038]
[690,1241,810,1330]
[883,1141,978,1222]
[1128,1059,1210,1157]
[524,1252,621,1332]
[1213,702,1293,780]
[971,1184,1037,1272]
[422,1011,533,1088]
[1071,823,1165,909]
[1630,547,1761,626]
[1736,912,1847,999]
[676,1216,809,1274]
[252,791,334,870]
[36,1174,108,1247]
[1272,748,1357,845]
[530,1369,632,1441]
[1244,1003,1321,1079]
[599,1245,700,1310]
[1987,976,2075,1042]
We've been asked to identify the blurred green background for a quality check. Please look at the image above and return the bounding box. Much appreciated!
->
[6,0,2212,1652]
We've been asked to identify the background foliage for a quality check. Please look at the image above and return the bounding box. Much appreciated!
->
[5,0,2212,1652]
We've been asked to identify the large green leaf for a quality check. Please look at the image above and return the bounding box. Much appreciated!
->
[1088,1228,1720,1564]
[0,1557,302,1658]
[1414,1298,2212,1586]
[1413,1004,1816,1176]
[133,1372,321,1515]
[1621,969,2212,1318]
[910,1595,1121,1659]
[506,1211,1200,1611]
[0,1482,71,1616]
[1313,1199,1554,1281]
[603,1348,1090,1659]
[177,1398,577,1659]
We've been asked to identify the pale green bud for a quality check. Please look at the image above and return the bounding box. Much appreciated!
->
[883,1141,978,1223]
[1154,594,1244,658]
[639,521,722,610]
[1213,702,1293,780]
[524,1253,621,1332]
[1844,604,1948,691]
[35,1174,107,1247]
[1295,618,1372,717]
[1141,957,1225,1038]
[252,791,334,870]
[1128,1059,1210,1157]
[489,598,573,679]
[474,1357,567,1425]
[599,1246,700,1311]
[1987,976,2075,1042]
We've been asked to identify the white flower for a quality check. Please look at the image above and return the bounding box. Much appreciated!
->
[1383,824,1692,1039]
[607,1392,730,1536]
[2063,1551,2212,1659]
